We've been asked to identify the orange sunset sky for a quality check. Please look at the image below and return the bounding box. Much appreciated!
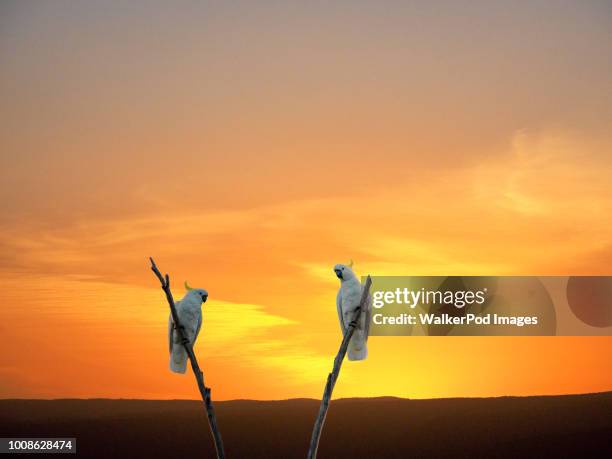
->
[0,1,611,400]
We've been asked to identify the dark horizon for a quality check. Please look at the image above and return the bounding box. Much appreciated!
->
[2,392,611,458]
[3,389,611,402]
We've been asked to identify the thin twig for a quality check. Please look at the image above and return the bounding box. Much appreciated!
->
[149,257,225,459]
[307,275,372,459]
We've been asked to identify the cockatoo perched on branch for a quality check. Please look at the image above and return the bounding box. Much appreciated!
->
[168,281,208,374]
[334,261,372,361]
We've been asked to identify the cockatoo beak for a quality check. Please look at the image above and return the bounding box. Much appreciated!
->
[334,269,343,279]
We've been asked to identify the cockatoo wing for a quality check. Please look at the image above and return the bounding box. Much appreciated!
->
[194,312,203,343]
[169,299,191,373]
[168,299,180,353]
[336,289,347,333]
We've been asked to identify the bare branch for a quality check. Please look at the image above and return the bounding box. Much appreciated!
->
[307,275,372,459]
[149,257,225,459]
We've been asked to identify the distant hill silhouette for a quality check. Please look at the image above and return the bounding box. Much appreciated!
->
[1,392,610,458]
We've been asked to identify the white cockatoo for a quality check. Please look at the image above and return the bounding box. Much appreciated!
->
[168,282,208,374]
[334,261,372,361]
